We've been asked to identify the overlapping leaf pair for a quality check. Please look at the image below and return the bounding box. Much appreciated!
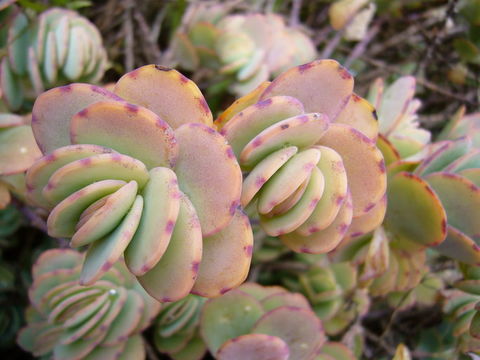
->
[26,64,253,302]
[217,59,387,254]
[173,5,316,95]
[17,249,161,360]
[0,7,107,111]
[200,282,325,360]
[0,113,41,208]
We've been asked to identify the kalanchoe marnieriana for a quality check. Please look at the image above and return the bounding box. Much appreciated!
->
[200,282,325,360]
[370,76,431,158]
[216,59,387,254]
[0,6,107,111]
[329,0,377,42]
[297,261,369,336]
[0,113,42,208]
[17,249,161,360]
[172,6,316,95]
[154,294,207,360]
[25,64,252,302]
[438,106,480,148]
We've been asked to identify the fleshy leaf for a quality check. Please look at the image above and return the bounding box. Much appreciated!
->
[318,123,386,216]
[260,59,353,121]
[385,172,446,250]
[70,100,178,169]
[174,123,242,236]
[335,93,378,140]
[137,195,202,302]
[31,84,122,154]
[43,153,149,205]
[125,167,181,276]
[0,125,42,175]
[192,208,253,297]
[114,65,213,129]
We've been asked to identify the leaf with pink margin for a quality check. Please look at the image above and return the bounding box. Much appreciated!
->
[80,195,143,285]
[70,100,178,169]
[130,281,162,333]
[345,194,387,240]
[26,144,115,208]
[318,123,386,217]
[216,81,271,129]
[335,93,378,140]
[260,167,325,236]
[192,208,253,297]
[280,192,353,254]
[31,84,123,154]
[296,146,348,236]
[125,167,181,276]
[43,153,149,205]
[200,290,264,354]
[47,180,126,238]
[260,59,353,121]
[376,134,400,166]
[319,342,357,360]
[241,146,298,207]
[386,172,446,251]
[433,226,480,265]
[425,172,480,241]
[257,148,321,214]
[0,126,41,175]
[170,334,206,360]
[114,65,213,129]
[459,168,480,187]
[82,342,125,360]
[221,95,304,157]
[240,113,329,169]
[174,123,242,236]
[217,334,289,360]
[137,194,202,302]
[252,306,325,360]
[71,181,138,248]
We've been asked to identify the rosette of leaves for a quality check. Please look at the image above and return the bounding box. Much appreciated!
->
[172,10,316,95]
[370,76,431,158]
[0,112,42,208]
[216,59,387,254]
[17,248,162,360]
[298,261,369,336]
[154,294,207,360]
[200,282,326,360]
[0,6,107,111]
[25,64,253,302]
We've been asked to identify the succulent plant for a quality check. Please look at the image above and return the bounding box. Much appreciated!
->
[172,7,316,95]
[17,248,161,360]
[0,6,107,111]
[370,76,431,158]
[298,261,370,336]
[25,64,252,301]
[200,282,325,360]
[392,343,411,360]
[217,59,387,254]
[154,294,207,360]
[0,112,42,208]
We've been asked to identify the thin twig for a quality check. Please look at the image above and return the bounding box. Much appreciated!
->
[344,21,381,68]
[122,0,134,71]
[289,0,302,27]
